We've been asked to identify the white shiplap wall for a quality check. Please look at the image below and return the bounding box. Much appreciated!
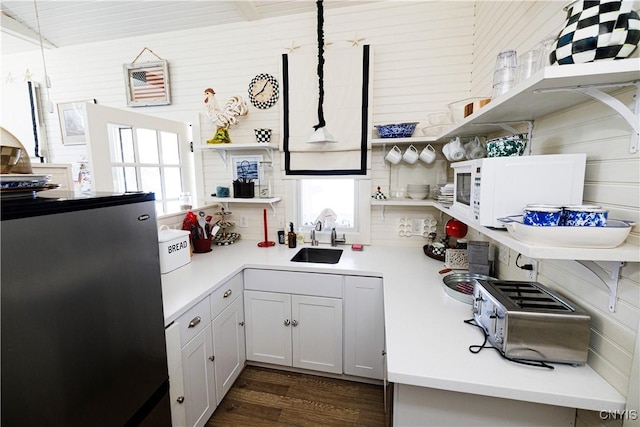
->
[474,3,640,425]
[2,0,639,421]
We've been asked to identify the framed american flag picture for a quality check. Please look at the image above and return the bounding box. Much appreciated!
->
[123,60,171,107]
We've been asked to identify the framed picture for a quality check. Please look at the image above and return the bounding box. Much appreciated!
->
[123,60,171,107]
[231,155,262,181]
[57,100,95,145]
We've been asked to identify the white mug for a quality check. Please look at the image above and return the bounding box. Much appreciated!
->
[402,145,419,164]
[385,145,402,164]
[448,137,466,161]
[442,142,453,161]
[419,144,437,164]
[464,137,486,160]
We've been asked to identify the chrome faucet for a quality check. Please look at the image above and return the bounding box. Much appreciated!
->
[330,228,346,247]
[310,228,318,246]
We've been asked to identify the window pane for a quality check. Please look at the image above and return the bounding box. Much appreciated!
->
[161,131,180,165]
[112,167,126,192]
[163,167,182,199]
[140,167,162,196]
[300,179,355,228]
[124,167,138,192]
[120,128,135,163]
[109,126,134,163]
[137,128,159,164]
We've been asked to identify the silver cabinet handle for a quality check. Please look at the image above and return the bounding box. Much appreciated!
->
[284,319,290,326]
[188,316,201,328]
[239,321,245,326]
[177,396,184,404]
[223,289,232,298]
[291,320,298,327]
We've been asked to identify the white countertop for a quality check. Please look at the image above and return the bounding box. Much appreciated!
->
[161,240,626,412]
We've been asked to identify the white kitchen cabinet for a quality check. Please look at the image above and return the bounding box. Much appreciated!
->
[343,276,385,380]
[181,322,216,427]
[211,295,245,404]
[166,272,246,426]
[244,290,343,374]
[164,323,187,427]
[244,290,292,366]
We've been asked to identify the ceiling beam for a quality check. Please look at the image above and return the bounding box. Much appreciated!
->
[0,12,55,49]
[232,1,260,21]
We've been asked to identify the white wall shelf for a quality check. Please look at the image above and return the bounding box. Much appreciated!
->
[437,59,640,141]
[435,204,638,313]
[196,143,278,164]
[371,136,438,146]
[371,199,439,220]
[206,197,281,216]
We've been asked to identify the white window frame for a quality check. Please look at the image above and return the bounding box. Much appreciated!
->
[85,103,194,214]
[284,178,371,245]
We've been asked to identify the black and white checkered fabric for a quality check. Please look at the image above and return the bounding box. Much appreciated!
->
[254,128,272,144]
[550,0,640,65]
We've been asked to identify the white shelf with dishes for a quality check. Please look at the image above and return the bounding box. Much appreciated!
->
[373,60,639,163]
[437,59,639,151]
[196,143,278,163]
[206,197,281,216]
[371,198,439,220]
[371,136,438,146]
[434,203,638,313]
[435,204,639,262]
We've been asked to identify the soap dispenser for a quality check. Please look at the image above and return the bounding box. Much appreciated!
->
[288,222,297,248]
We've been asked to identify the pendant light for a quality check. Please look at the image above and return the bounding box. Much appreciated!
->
[307,0,337,144]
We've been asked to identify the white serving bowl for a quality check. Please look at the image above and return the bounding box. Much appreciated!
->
[407,191,428,200]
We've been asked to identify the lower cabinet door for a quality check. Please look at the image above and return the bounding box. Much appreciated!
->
[244,290,292,366]
[292,294,343,374]
[181,323,216,427]
[212,296,246,404]
[165,323,187,427]
[343,276,385,380]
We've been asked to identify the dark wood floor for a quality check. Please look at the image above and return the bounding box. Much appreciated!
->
[206,365,387,426]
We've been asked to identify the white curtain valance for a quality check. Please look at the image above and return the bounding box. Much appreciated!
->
[282,45,371,175]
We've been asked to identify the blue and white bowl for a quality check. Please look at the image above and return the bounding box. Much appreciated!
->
[562,205,608,227]
[523,205,563,226]
[375,122,419,138]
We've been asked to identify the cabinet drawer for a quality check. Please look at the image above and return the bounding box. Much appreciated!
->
[244,269,342,298]
[178,296,211,347]
[210,272,243,319]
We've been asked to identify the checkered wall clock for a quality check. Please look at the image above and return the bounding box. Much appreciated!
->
[248,73,279,109]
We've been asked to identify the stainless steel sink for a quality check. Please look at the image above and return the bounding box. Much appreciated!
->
[290,247,343,264]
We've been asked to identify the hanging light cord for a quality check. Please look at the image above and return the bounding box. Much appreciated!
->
[34,0,52,112]
[313,0,326,131]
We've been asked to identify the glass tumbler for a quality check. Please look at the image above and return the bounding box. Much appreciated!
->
[516,48,540,84]
[258,161,273,198]
[492,49,518,99]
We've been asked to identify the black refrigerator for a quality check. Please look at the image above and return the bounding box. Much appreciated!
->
[1,191,171,427]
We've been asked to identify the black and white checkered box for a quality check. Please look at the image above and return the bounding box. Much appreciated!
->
[254,128,272,144]
[550,0,640,65]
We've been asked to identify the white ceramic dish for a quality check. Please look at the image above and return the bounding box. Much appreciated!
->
[498,216,634,248]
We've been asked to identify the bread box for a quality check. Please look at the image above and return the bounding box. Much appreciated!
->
[158,228,191,274]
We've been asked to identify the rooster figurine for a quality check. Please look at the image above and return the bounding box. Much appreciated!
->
[204,88,248,144]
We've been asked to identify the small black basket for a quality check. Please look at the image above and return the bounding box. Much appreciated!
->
[233,181,255,198]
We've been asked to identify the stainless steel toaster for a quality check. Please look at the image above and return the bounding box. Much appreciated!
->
[473,280,591,365]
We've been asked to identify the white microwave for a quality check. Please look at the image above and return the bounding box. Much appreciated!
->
[450,154,587,227]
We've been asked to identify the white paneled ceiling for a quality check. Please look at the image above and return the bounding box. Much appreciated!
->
[1,1,373,55]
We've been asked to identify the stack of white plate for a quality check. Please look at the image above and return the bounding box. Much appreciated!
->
[406,183,430,200]
[437,183,454,207]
